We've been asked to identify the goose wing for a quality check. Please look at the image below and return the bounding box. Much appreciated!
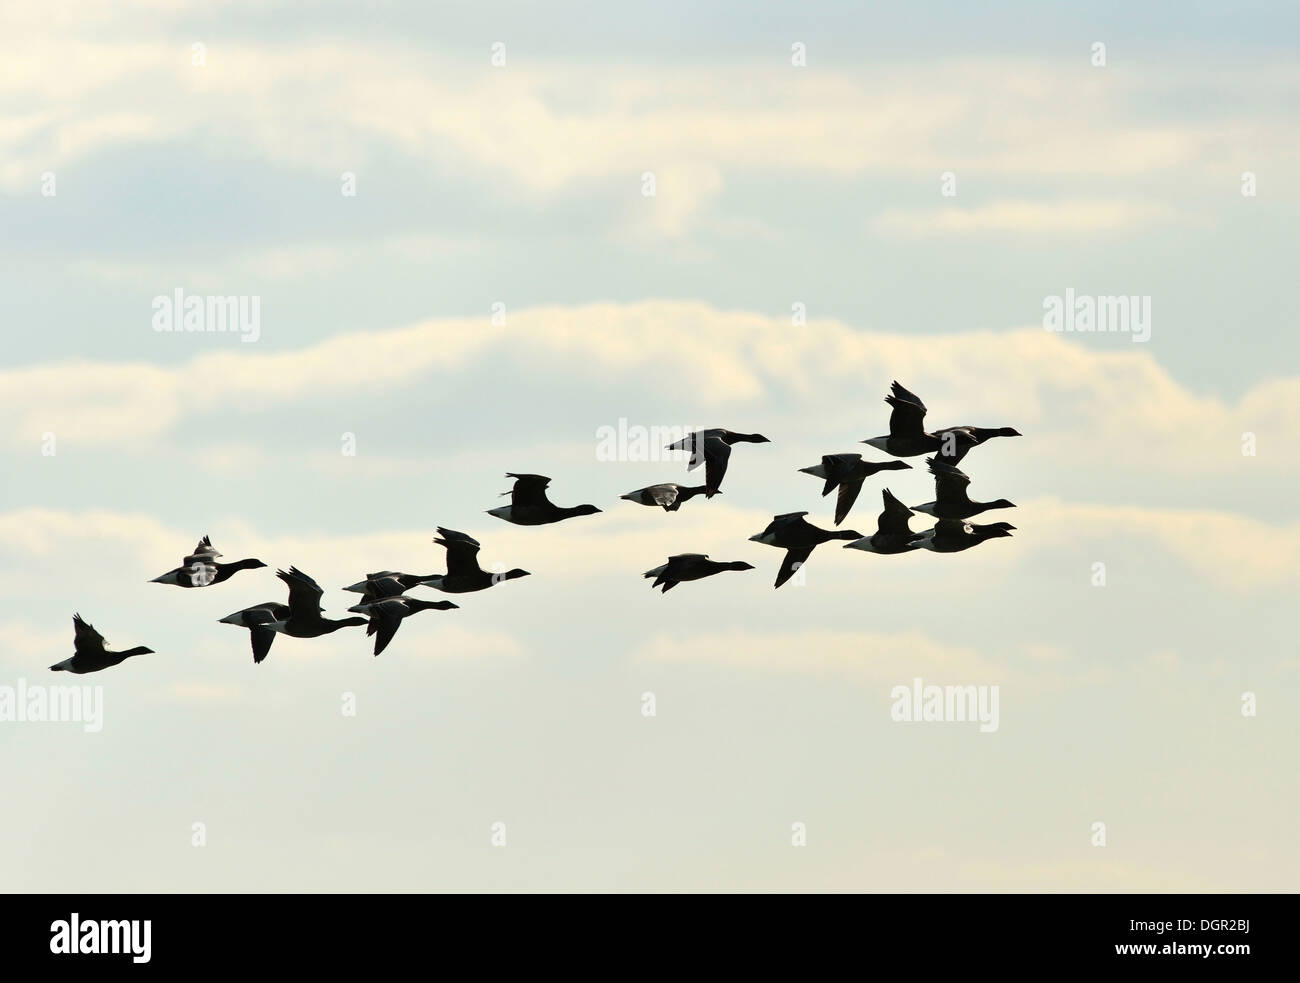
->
[877,489,915,535]
[833,477,865,526]
[702,436,731,494]
[775,547,814,589]
[435,527,484,577]
[183,534,223,564]
[367,600,406,656]
[278,566,325,620]
[927,457,972,505]
[885,380,927,437]
[72,613,106,656]
[506,473,553,509]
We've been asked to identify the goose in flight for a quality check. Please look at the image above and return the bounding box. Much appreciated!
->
[914,520,1015,553]
[931,425,1021,464]
[343,571,439,603]
[422,527,530,593]
[748,512,863,588]
[664,429,769,496]
[149,535,267,587]
[912,457,1015,521]
[218,602,291,664]
[486,474,601,525]
[843,489,925,555]
[798,453,912,525]
[863,381,1018,464]
[265,567,368,638]
[619,483,713,511]
[50,614,154,673]
[346,595,459,656]
[643,554,755,593]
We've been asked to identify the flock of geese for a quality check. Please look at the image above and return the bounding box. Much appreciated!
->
[50,381,1020,673]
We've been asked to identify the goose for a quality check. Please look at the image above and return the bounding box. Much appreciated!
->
[912,457,1015,520]
[346,595,459,656]
[748,512,863,588]
[149,535,267,587]
[798,453,912,525]
[619,483,712,511]
[643,554,755,593]
[861,381,954,458]
[486,473,601,525]
[843,489,924,554]
[218,602,290,664]
[914,519,1015,553]
[265,567,368,638]
[343,571,438,602]
[50,614,153,674]
[664,429,770,496]
[422,527,530,594]
[931,425,1021,464]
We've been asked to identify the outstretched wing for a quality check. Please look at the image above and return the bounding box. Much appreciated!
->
[506,473,553,509]
[886,380,927,437]
[369,604,404,657]
[435,527,484,577]
[703,436,731,494]
[833,478,865,526]
[278,566,324,620]
[72,613,106,656]
[927,456,972,504]
[877,489,915,536]
[775,547,814,589]
[250,627,276,664]
[184,534,222,564]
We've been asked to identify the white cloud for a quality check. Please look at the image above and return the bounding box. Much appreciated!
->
[2,301,1297,484]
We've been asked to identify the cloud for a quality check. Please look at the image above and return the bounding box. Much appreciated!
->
[872,199,1181,236]
[3,301,1297,485]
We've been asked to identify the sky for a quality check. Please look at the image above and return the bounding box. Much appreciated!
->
[1,0,1297,892]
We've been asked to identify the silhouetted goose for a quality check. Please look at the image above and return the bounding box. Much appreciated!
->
[346,595,459,656]
[50,614,154,674]
[932,425,1021,464]
[912,457,1015,521]
[265,566,368,638]
[422,527,530,594]
[150,535,267,587]
[914,520,1015,553]
[486,473,601,525]
[748,512,863,589]
[844,489,924,554]
[643,554,755,593]
[665,429,769,496]
[343,571,437,602]
[218,601,290,664]
[798,453,912,525]
[620,483,712,511]
[861,380,951,458]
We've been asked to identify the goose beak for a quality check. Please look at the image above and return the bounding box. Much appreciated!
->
[747,533,763,543]
[218,612,242,625]
[345,604,368,614]
[343,581,367,593]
